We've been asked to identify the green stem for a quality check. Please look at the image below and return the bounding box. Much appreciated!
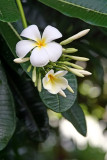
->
[16,0,27,28]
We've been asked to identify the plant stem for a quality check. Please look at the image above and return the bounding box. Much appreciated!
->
[16,0,27,28]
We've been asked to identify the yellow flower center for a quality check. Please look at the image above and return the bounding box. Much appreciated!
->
[36,39,46,48]
[48,74,56,83]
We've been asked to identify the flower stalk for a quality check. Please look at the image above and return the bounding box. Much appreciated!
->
[16,0,27,28]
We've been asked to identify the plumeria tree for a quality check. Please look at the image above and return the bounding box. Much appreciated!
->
[0,0,107,159]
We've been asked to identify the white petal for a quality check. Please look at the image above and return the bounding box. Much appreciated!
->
[20,25,41,41]
[43,80,61,94]
[54,70,68,77]
[30,48,49,67]
[54,77,68,90]
[16,40,36,58]
[45,69,54,80]
[42,25,62,43]
[45,42,62,62]
[43,77,68,94]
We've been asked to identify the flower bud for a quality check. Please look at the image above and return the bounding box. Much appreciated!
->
[38,73,42,92]
[60,29,90,45]
[77,69,92,76]
[27,65,32,72]
[13,57,30,63]
[63,48,78,53]
[58,90,66,97]
[69,68,84,77]
[32,67,36,83]
[70,56,89,61]
[67,85,74,93]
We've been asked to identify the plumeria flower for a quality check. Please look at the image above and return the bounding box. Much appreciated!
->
[15,25,62,67]
[43,69,68,97]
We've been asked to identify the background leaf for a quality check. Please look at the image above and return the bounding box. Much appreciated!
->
[39,0,107,28]
[0,0,20,22]
[0,62,16,151]
[39,72,77,113]
[62,101,87,136]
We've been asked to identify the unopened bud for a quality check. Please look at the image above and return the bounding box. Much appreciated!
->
[69,68,84,77]
[67,85,74,93]
[58,90,66,97]
[71,56,89,61]
[60,29,90,45]
[27,65,32,72]
[13,57,30,63]
[63,48,78,53]
[32,67,36,83]
[77,69,92,76]
[38,73,42,92]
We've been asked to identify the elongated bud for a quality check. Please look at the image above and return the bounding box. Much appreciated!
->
[27,65,32,72]
[38,73,42,92]
[67,85,74,93]
[60,29,90,45]
[32,67,36,83]
[70,56,89,61]
[77,69,92,76]
[58,90,66,97]
[70,63,83,70]
[13,57,30,63]
[58,61,83,70]
[63,48,78,53]
[69,68,84,77]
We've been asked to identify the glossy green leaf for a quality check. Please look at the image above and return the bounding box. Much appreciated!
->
[39,72,77,113]
[62,101,87,136]
[0,62,16,150]
[39,0,107,28]
[0,0,20,22]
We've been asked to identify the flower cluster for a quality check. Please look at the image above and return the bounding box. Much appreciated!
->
[14,25,91,97]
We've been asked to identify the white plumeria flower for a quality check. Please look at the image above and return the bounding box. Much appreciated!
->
[16,25,62,67]
[43,69,68,96]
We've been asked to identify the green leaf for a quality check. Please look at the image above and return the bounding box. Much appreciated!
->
[0,0,20,22]
[39,72,77,113]
[39,0,107,28]
[0,62,16,150]
[62,101,87,136]
[0,21,32,78]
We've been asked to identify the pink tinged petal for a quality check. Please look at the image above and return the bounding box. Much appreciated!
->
[30,48,49,67]
[42,25,62,43]
[45,42,62,62]
[20,25,41,41]
[54,70,68,77]
[16,40,36,58]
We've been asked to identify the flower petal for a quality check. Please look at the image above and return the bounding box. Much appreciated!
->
[45,42,62,62]
[54,77,68,90]
[43,78,61,94]
[30,47,49,67]
[16,40,36,58]
[20,25,41,41]
[42,25,62,43]
[54,70,68,77]
[43,76,68,94]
